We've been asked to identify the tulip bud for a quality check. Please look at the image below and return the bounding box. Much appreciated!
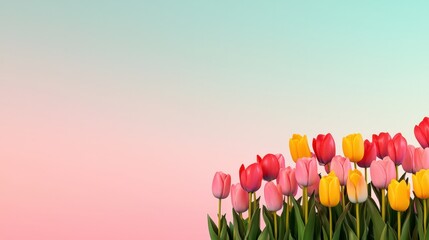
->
[295,157,318,187]
[275,154,286,169]
[342,133,364,163]
[239,163,263,193]
[319,172,341,207]
[414,117,429,149]
[346,169,367,203]
[212,172,231,199]
[330,155,352,186]
[277,167,298,196]
[370,157,396,189]
[231,183,249,213]
[289,134,312,162]
[358,140,377,168]
[387,133,408,166]
[312,133,336,165]
[372,132,392,159]
[257,154,280,181]
[412,169,429,199]
[264,182,283,212]
[388,180,410,212]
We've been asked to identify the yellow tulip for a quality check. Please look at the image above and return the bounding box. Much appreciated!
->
[346,169,367,203]
[289,134,312,162]
[412,169,429,199]
[342,133,364,163]
[319,172,341,207]
[388,180,410,212]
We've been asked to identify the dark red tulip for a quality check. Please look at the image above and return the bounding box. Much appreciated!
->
[414,117,429,148]
[312,133,336,165]
[257,154,280,182]
[358,140,377,168]
[372,132,391,159]
[387,133,408,166]
[239,163,263,193]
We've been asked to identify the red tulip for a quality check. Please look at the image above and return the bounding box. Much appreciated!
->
[275,154,286,169]
[403,145,429,174]
[264,182,283,212]
[387,133,408,166]
[372,132,391,159]
[277,167,298,196]
[231,183,249,213]
[415,117,429,148]
[212,172,231,199]
[239,163,263,193]
[312,133,336,165]
[358,140,377,168]
[370,157,396,189]
[295,157,318,187]
[257,154,280,181]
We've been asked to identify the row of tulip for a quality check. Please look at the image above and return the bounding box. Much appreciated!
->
[208,117,429,240]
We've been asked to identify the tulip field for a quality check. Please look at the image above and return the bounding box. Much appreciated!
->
[209,117,429,240]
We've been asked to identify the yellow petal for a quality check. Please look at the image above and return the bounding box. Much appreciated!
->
[319,176,330,207]
[421,170,429,199]
[388,180,397,210]
[413,173,423,199]
[329,177,340,206]
[342,136,353,161]
[289,138,299,162]
[298,135,312,159]
[352,134,364,162]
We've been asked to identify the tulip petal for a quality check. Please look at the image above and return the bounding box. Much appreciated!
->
[353,134,364,162]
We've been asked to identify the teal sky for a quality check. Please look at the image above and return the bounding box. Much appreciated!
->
[1,1,429,238]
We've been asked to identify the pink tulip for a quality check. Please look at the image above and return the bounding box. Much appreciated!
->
[275,154,286,169]
[330,155,352,186]
[403,145,429,173]
[257,154,280,181]
[212,172,231,199]
[264,182,283,212]
[358,140,377,168]
[312,133,336,165]
[372,132,391,159]
[295,157,318,187]
[231,184,249,213]
[370,157,396,189]
[414,117,429,148]
[239,163,263,193]
[277,167,298,196]
[387,133,408,166]
[307,174,320,196]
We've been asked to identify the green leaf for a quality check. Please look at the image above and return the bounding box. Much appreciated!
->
[262,206,276,240]
[232,209,245,240]
[291,197,305,240]
[257,228,270,240]
[245,207,261,240]
[220,216,230,240]
[207,214,219,240]
[415,198,425,240]
[303,198,316,240]
[400,209,411,240]
[366,198,385,240]
[332,204,350,240]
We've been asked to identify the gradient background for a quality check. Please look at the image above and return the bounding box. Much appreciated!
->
[1,1,429,239]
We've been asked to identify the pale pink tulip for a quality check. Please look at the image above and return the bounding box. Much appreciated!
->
[295,157,318,187]
[264,182,283,212]
[370,157,396,189]
[231,184,249,213]
[330,155,352,186]
[403,145,429,173]
[212,171,231,199]
[277,167,298,196]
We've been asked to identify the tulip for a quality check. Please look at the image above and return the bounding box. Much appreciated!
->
[275,154,285,169]
[257,154,280,181]
[370,157,396,189]
[307,173,320,196]
[414,117,429,148]
[388,179,410,238]
[342,133,364,166]
[212,171,231,235]
[347,169,367,239]
[277,167,298,196]
[372,132,392,159]
[319,172,341,207]
[413,169,429,233]
[231,183,249,214]
[320,172,340,240]
[212,172,231,199]
[264,182,283,239]
[330,155,351,186]
[295,157,318,224]
[403,145,429,174]
[289,134,312,162]
[312,133,336,166]
[358,140,377,181]
[388,133,407,166]
[239,163,263,193]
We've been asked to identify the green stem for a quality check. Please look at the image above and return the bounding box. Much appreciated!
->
[303,186,308,224]
[248,192,252,225]
[253,192,257,214]
[381,189,385,222]
[354,162,357,169]
[218,199,222,236]
[286,196,290,234]
[423,199,427,234]
[273,212,278,240]
[397,211,401,239]
[356,203,360,239]
[341,186,345,210]
[239,212,243,220]
[396,165,399,180]
[364,168,367,183]
[329,207,333,240]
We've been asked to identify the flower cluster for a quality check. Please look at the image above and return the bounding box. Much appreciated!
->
[208,117,429,240]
